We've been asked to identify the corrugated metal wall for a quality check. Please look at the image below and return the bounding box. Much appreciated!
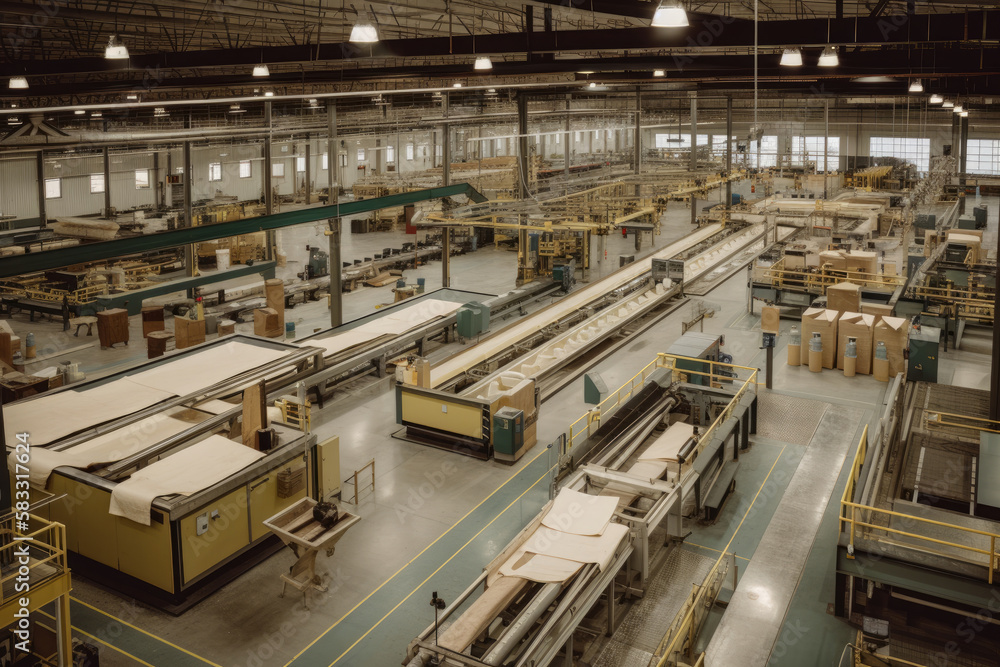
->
[0,156,39,220]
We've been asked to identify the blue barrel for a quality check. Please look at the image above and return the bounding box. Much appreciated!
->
[285,321,295,339]
[396,279,406,289]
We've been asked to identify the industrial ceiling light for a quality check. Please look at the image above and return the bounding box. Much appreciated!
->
[908,79,923,93]
[953,104,963,113]
[74,109,85,115]
[653,69,666,77]
[817,46,838,67]
[651,0,688,28]
[588,82,597,88]
[942,100,954,108]
[125,93,138,100]
[474,56,493,71]
[104,34,129,59]
[252,64,270,77]
[8,76,28,90]
[264,90,274,97]
[350,11,379,43]
[230,103,246,114]
[453,82,462,88]
[929,94,943,104]
[780,48,803,66]
[960,110,968,117]
[91,111,102,118]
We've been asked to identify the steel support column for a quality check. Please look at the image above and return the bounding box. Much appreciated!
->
[564,94,571,180]
[442,228,451,288]
[328,105,337,197]
[329,218,342,328]
[443,92,451,186]
[689,94,698,172]
[517,94,530,199]
[183,141,195,288]
[633,87,642,175]
[153,150,162,209]
[824,100,830,199]
[264,100,275,259]
[305,142,312,204]
[36,151,46,226]
[959,115,969,215]
[102,146,112,216]
[725,96,732,210]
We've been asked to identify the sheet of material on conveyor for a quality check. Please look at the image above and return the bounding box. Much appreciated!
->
[498,522,630,583]
[109,435,264,525]
[127,340,292,396]
[431,223,723,386]
[438,576,528,653]
[20,408,211,488]
[540,487,619,536]
[638,422,694,462]
[3,378,175,449]
[4,341,291,450]
[298,298,463,357]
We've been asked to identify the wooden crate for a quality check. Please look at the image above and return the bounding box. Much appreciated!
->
[141,305,165,337]
[175,317,206,349]
[96,308,129,348]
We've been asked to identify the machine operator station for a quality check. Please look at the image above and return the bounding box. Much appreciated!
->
[0,2,998,666]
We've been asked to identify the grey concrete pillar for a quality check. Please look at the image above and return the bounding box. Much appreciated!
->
[103,147,112,217]
[725,96,733,209]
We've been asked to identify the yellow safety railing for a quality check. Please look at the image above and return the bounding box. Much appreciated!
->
[0,515,67,608]
[656,354,758,465]
[849,632,930,667]
[923,410,1000,434]
[651,550,732,667]
[839,426,1000,584]
[564,354,758,461]
[757,264,905,293]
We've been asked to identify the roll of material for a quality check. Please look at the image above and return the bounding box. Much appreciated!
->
[844,355,856,377]
[216,249,231,271]
[787,344,801,366]
[808,348,823,373]
[873,357,889,382]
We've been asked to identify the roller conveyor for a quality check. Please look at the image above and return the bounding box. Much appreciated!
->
[404,361,758,667]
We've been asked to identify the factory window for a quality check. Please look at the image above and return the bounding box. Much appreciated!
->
[44,178,61,199]
[356,148,366,162]
[406,144,415,161]
[386,145,395,163]
[135,169,150,189]
[710,136,738,158]
[272,163,285,178]
[554,134,561,145]
[296,156,306,173]
[791,136,841,171]
[89,173,105,194]
[321,153,329,170]
[869,137,930,172]
[435,145,443,158]
[575,131,583,142]
[967,139,1000,176]
[208,162,222,182]
[239,160,252,178]
[339,154,347,167]
[495,138,503,153]
[746,136,779,169]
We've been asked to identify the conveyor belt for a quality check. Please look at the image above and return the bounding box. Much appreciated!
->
[430,223,723,387]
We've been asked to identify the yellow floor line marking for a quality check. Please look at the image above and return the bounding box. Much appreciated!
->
[71,597,223,667]
[684,542,751,561]
[328,464,557,667]
[36,609,155,667]
[283,444,554,666]
[721,444,786,556]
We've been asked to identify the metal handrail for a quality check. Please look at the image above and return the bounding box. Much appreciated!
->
[922,410,1000,434]
[0,517,67,607]
[839,423,1000,584]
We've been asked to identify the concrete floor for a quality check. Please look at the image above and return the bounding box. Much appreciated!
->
[14,184,995,667]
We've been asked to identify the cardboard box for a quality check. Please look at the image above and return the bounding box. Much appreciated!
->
[818,250,846,270]
[845,251,877,274]
[861,302,893,325]
[837,312,875,374]
[873,316,910,379]
[800,308,839,369]
[827,282,861,313]
[254,307,283,338]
